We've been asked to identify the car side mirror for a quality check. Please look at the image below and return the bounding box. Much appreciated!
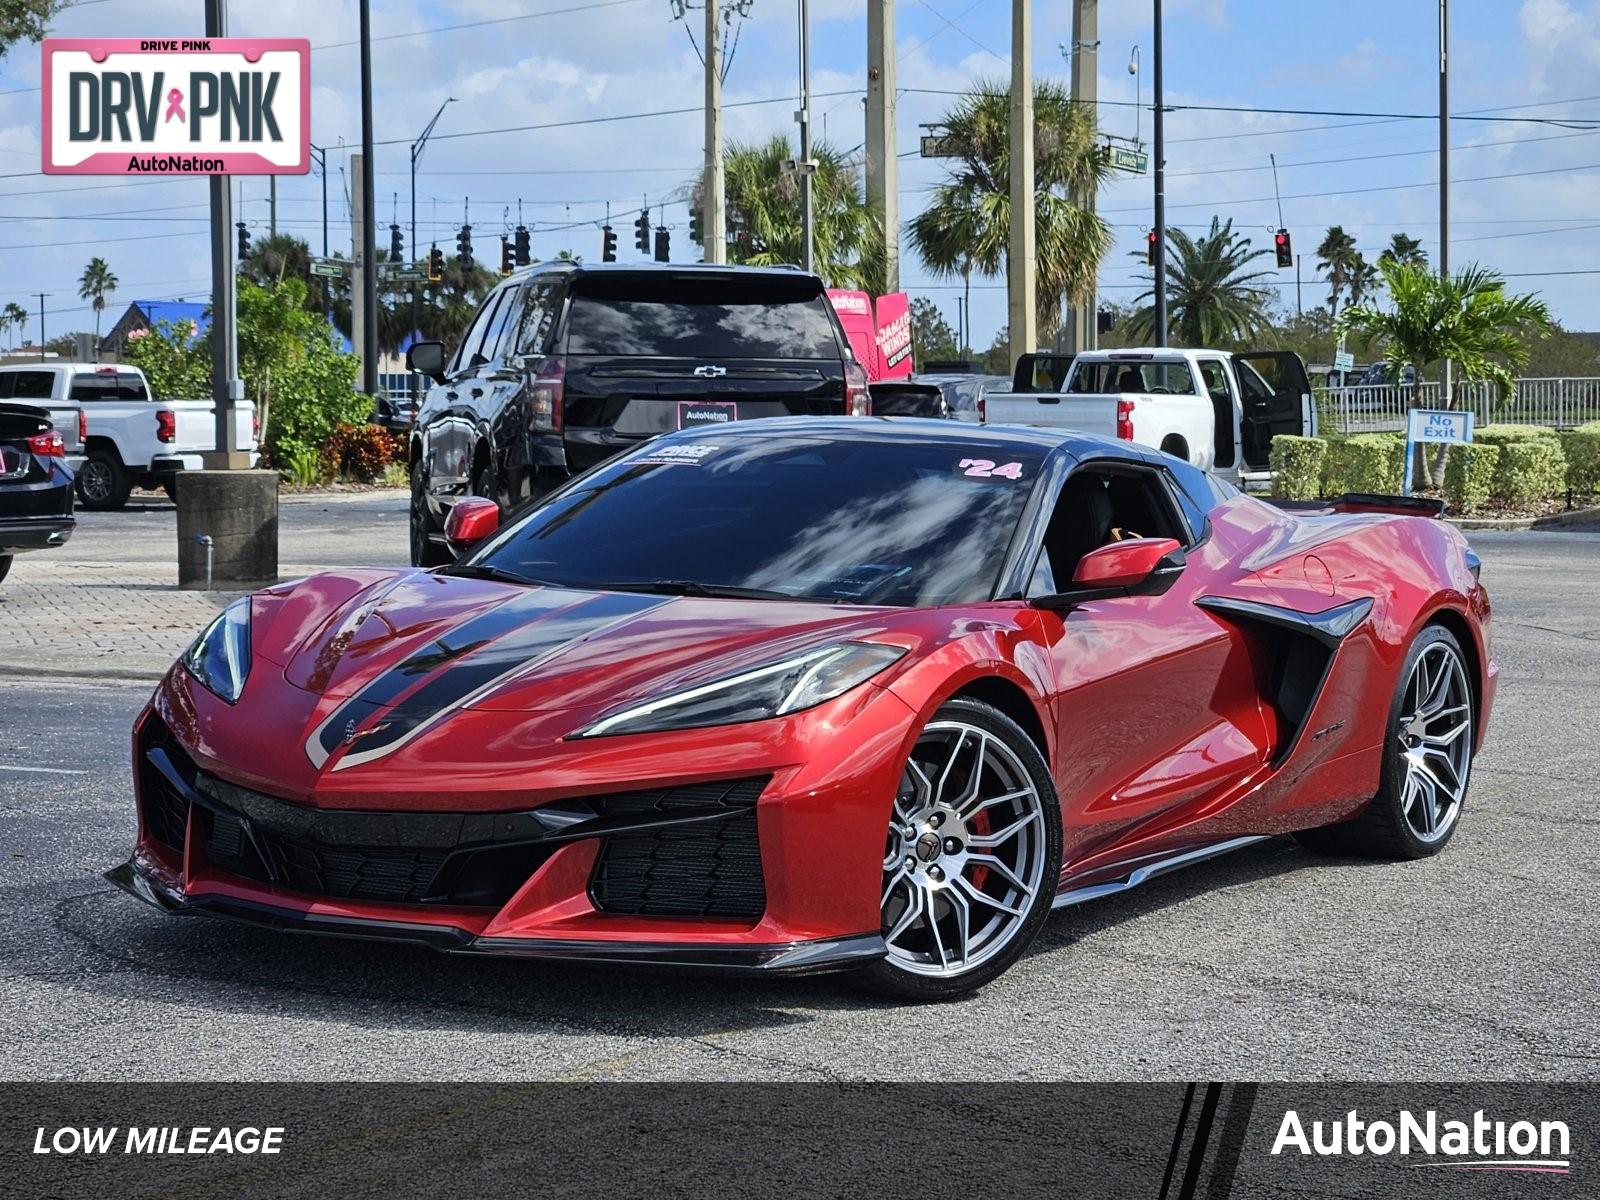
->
[443,496,499,554]
[406,340,447,383]
[1030,538,1187,611]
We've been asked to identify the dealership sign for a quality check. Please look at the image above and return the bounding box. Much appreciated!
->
[42,38,310,175]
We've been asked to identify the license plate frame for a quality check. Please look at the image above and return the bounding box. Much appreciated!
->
[677,400,739,429]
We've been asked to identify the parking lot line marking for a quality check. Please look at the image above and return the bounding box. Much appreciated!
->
[0,765,89,775]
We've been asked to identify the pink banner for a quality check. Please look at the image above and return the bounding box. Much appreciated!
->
[873,292,913,381]
[827,289,880,378]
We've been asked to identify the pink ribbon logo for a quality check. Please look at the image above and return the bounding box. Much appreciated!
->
[164,88,185,123]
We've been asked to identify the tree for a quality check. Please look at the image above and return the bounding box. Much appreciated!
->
[0,301,28,350]
[1379,233,1427,269]
[1,0,63,56]
[1125,216,1276,346]
[1316,225,1361,313]
[908,80,1112,339]
[909,298,959,368]
[77,257,118,360]
[1346,253,1382,309]
[1339,259,1555,485]
[693,134,883,291]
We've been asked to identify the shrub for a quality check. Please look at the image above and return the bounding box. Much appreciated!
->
[1324,433,1404,495]
[1269,436,1328,500]
[282,446,327,487]
[1473,423,1559,445]
[1559,421,1600,497]
[1495,440,1567,506]
[326,422,395,483]
[1443,443,1501,512]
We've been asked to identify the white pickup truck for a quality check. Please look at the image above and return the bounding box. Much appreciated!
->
[0,363,257,509]
[987,347,1316,484]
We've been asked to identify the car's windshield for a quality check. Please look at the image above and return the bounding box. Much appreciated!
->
[466,430,1047,606]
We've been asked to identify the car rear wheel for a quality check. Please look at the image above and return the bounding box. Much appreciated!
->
[1295,624,1474,859]
[856,698,1062,1001]
[409,462,451,568]
[77,448,131,511]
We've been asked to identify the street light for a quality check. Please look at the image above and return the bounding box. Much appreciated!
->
[1128,46,1141,146]
[410,97,456,401]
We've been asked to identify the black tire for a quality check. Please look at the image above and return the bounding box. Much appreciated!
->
[0,555,11,586]
[77,447,132,511]
[855,697,1063,1002]
[161,480,178,503]
[409,462,451,568]
[1294,623,1475,860]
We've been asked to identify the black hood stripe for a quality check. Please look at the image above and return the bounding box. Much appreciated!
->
[314,591,667,772]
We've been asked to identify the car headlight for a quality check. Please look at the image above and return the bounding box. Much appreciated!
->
[181,598,252,704]
[576,641,906,738]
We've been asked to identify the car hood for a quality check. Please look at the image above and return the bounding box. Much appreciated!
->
[252,569,914,767]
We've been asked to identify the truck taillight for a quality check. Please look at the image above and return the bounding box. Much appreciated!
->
[78,409,88,443]
[156,410,177,443]
[529,356,565,431]
[27,430,65,458]
[845,361,870,416]
[1115,399,1134,441]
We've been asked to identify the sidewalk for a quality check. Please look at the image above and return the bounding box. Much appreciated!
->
[0,489,409,681]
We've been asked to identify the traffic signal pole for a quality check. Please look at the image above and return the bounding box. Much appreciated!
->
[865,0,898,292]
[1008,0,1036,370]
[797,0,814,274]
[203,0,242,467]
[1152,0,1167,347]
[1439,0,1451,403]
[1064,0,1096,354]
[358,0,379,399]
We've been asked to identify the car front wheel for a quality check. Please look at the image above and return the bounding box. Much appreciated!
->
[857,697,1062,1001]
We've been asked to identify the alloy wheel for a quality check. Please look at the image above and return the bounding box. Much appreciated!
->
[880,720,1047,977]
[79,459,113,505]
[1396,641,1473,843]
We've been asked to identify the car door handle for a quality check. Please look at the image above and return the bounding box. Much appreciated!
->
[470,387,484,398]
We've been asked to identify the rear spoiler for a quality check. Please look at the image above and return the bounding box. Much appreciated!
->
[1266,492,1446,518]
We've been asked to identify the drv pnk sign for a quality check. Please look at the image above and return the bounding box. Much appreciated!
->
[42,38,310,175]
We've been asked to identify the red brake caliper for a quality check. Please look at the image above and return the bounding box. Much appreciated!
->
[969,809,991,890]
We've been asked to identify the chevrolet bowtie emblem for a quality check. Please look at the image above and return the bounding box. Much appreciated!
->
[692,364,727,378]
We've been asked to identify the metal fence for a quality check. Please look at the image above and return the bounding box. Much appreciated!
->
[1319,377,1600,435]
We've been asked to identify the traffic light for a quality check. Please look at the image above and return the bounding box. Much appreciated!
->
[689,208,701,244]
[634,209,650,254]
[653,226,670,263]
[456,224,473,268]
[514,224,531,267]
[389,223,403,263]
[427,245,444,282]
[1146,228,1158,267]
[1096,309,1115,335]
[500,238,514,277]
[1274,227,1293,269]
[602,224,617,262]
[236,221,251,260]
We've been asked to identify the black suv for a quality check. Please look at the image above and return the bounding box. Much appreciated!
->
[405,262,868,565]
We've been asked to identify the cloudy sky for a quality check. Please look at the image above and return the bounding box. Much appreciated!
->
[2,0,1598,351]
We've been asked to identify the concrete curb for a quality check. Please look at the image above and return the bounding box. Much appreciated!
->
[1451,504,1600,532]
[0,662,165,684]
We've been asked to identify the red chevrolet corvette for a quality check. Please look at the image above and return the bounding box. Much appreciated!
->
[109,418,1494,999]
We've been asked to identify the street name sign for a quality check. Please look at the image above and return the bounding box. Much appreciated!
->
[42,38,310,175]
[1106,145,1149,173]
[920,134,958,158]
[309,258,346,279]
[383,264,429,284]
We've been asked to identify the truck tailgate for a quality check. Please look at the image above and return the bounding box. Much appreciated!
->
[984,392,1118,440]
[170,401,258,453]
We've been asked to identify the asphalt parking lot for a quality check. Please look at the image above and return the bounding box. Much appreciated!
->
[2,500,1597,1081]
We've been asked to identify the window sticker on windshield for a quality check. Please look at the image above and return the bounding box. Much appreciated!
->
[636,443,719,466]
[956,458,1025,480]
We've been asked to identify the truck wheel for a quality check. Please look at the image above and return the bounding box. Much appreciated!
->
[77,448,132,511]
[161,480,178,503]
[409,463,451,568]
[0,556,11,586]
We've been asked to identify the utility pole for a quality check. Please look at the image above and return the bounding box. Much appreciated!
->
[352,152,366,376]
[269,177,277,237]
[797,0,814,273]
[703,0,726,264]
[37,292,45,360]
[1295,253,1303,318]
[1152,0,1167,347]
[1008,0,1036,368]
[203,0,241,466]
[1064,0,1097,353]
[312,144,331,325]
[866,0,898,291]
[1439,0,1451,402]
[410,98,454,402]
[358,0,379,398]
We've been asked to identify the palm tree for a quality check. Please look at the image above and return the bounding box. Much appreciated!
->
[693,135,882,291]
[1346,253,1382,308]
[1315,225,1360,314]
[1340,259,1554,485]
[908,80,1112,338]
[0,301,26,351]
[1378,233,1427,269]
[77,258,118,360]
[1125,216,1276,346]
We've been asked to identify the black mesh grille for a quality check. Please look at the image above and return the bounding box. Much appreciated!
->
[137,717,191,853]
[588,778,767,919]
[205,811,451,904]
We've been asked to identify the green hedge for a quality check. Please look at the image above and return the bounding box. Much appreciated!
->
[1444,443,1501,512]
[1323,433,1405,495]
[1474,423,1559,445]
[1269,435,1328,500]
[1558,421,1600,497]
[1495,440,1567,505]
